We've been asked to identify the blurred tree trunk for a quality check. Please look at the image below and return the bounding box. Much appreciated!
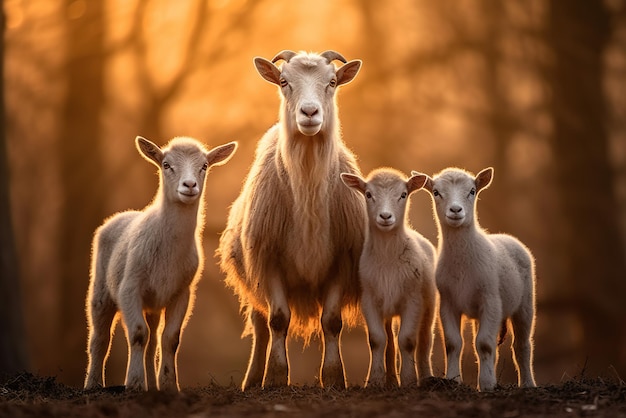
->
[0,3,28,377]
[58,0,106,384]
[547,0,626,375]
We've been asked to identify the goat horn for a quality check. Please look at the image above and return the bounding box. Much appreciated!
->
[271,50,297,63]
[320,50,347,64]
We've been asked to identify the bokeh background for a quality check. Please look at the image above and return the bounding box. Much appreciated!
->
[1,0,626,389]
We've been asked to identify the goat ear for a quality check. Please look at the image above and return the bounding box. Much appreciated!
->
[340,173,367,194]
[336,60,362,86]
[407,173,428,194]
[136,136,164,167]
[206,141,238,167]
[412,171,434,193]
[475,167,494,192]
[254,57,281,85]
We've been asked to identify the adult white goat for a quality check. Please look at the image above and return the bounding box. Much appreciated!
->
[84,136,237,391]
[218,50,365,389]
[418,167,536,391]
[341,168,437,387]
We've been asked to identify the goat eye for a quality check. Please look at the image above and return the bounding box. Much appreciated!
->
[365,191,372,199]
[163,162,171,170]
[400,192,407,199]
[469,189,476,196]
[329,78,337,88]
[201,162,208,171]
[433,190,439,197]
[279,78,288,87]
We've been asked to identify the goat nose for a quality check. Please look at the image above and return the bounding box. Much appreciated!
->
[379,212,393,220]
[183,180,197,189]
[449,205,463,214]
[300,103,319,118]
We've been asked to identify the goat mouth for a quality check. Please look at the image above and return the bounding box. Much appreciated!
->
[297,122,322,136]
[178,191,199,202]
[376,220,395,229]
[445,215,465,225]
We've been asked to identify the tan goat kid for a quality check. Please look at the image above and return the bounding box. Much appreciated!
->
[84,136,237,391]
[341,168,437,388]
[419,167,537,391]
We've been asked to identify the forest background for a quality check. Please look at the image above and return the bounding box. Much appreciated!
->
[1,0,625,390]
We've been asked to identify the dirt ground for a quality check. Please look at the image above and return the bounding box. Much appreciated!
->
[1,372,626,418]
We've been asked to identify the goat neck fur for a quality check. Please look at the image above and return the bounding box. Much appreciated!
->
[253,51,362,281]
[218,50,365,390]
[420,167,537,391]
[84,136,237,392]
[342,168,437,387]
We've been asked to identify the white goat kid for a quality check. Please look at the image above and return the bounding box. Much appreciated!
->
[219,50,365,390]
[419,167,536,391]
[341,168,437,388]
[84,136,237,391]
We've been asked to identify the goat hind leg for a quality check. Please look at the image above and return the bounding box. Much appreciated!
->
[85,293,117,390]
[241,308,269,390]
[511,305,536,388]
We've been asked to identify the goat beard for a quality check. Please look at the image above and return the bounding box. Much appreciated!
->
[279,131,337,283]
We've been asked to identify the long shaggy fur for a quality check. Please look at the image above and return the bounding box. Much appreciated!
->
[220,127,364,339]
[218,52,365,341]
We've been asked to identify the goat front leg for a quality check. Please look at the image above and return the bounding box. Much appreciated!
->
[119,290,149,391]
[145,311,161,390]
[159,288,191,391]
[475,304,501,391]
[384,319,398,387]
[241,308,269,390]
[263,276,290,387]
[416,281,436,381]
[398,306,421,387]
[320,284,346,388]
[440,299,462,384]
[362,293,386,388]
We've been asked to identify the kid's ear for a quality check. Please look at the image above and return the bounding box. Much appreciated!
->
[136,136,164,167]
[475,167,494,192]
[206,141,238,167]
[406,173,428,195]
[340,172,367,195]
[412,170,434,193]
[254,57,281,85]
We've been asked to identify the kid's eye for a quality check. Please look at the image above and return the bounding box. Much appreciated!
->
[163,162,171,170]
[400,192,407,199]
[279,78,288,87]
[202,162,208,171]
[365,191,372,199]
[469,189,476,196]
[433,190,440,197]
